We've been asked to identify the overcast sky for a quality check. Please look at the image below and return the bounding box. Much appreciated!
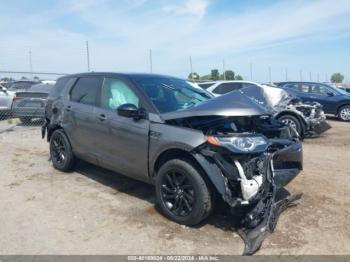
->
[1,0,350,81]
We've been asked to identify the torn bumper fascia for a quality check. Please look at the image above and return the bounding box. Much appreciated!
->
[306,114,332,136]
[292,103,331,136]
[193,140,303,255]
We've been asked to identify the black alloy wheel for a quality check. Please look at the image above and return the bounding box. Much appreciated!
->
[49,129,76,172]
[160,170,195,217]
[155,159,213,226]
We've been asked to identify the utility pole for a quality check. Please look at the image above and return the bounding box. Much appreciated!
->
[309,72,312,81]
[299,70,303,81]
[149,49,153,73]
[285,68,288,81]
[268,66,272,83]
[189,56,193,80]
[223,59,226,80]
[250,63,253,81]
[86,41,90,72]
[29,51,33,78]
[317,73,320,82]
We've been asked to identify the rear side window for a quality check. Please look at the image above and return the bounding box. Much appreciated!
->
[70,77,101,106]
[49,77,76,98]
[213,83,242,94]
[49,78,69,97]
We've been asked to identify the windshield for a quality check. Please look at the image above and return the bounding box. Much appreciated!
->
[132,77,211,113]
[327,85,350,96]
[8,82,35,91]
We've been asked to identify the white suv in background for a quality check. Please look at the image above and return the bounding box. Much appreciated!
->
[0,83,15,118]
[197,80,257,96]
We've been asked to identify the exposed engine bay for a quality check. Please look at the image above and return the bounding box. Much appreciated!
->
[166,115,303,255]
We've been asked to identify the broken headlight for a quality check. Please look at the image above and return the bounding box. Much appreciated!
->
[207,134,268,153]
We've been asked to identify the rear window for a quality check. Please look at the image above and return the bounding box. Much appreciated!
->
[28,84,53,93]
[70,77,101,106]
[8,82,35,91]
[49,77,75,98]
[213,83,242,94]
[198,83,215,89]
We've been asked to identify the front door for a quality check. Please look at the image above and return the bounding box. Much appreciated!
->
[94,77,150,181]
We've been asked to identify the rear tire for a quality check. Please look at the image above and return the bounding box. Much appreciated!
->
[155,159,213,226]
[278,114,303,137]
[338,105,350,121]
[49,129,76,172]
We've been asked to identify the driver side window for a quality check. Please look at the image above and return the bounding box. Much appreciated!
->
[101,78,139,110]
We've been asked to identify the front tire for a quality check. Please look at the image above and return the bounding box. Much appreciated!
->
[155,159,213,226]
[338,105,350,121]
[278,114,303,137]
[49,129,76,172]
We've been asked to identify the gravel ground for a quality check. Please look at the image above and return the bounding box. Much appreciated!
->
[0,119,349,255]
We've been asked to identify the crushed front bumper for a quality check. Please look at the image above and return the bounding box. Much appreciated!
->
[193,139,303,255]
[305,109,331,136]
[308,119,332,135]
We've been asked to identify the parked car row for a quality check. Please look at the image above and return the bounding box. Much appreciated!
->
[196,81,332,138]
[276,81,350,121]
[0,80,54,123]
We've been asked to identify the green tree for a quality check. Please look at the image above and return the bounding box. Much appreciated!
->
[331,73,344,83]
[33,76,40,80]
[211,69,220,81]
[21,76,28,80]
[235,75,243,80]
[224,70,235,80]
[187,72,200,81]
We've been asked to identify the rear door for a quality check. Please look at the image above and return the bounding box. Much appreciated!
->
[94,77,150,181]
[63,76,102,162]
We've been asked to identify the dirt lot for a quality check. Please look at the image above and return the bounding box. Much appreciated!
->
[0,120,349,255]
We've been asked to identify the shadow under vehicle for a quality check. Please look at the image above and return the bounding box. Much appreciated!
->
[42,73,303,255]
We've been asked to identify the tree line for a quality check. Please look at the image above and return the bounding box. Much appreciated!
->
[188,69,243,81]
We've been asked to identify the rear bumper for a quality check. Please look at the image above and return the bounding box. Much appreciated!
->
[13,107,45,118]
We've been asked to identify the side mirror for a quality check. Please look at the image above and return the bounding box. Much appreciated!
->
[117,103,146,120]
[327,92,335,97]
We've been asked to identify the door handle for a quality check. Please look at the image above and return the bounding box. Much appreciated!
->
[65,106,72,112]
[97,114,107,121]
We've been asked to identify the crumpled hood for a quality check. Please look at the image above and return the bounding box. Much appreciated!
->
[239,85,295,114]
[161,90,268,120]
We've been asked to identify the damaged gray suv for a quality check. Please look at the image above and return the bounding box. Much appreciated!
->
[43,73,303,255]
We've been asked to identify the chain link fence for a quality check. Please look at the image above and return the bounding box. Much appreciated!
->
[0,75,63,131]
